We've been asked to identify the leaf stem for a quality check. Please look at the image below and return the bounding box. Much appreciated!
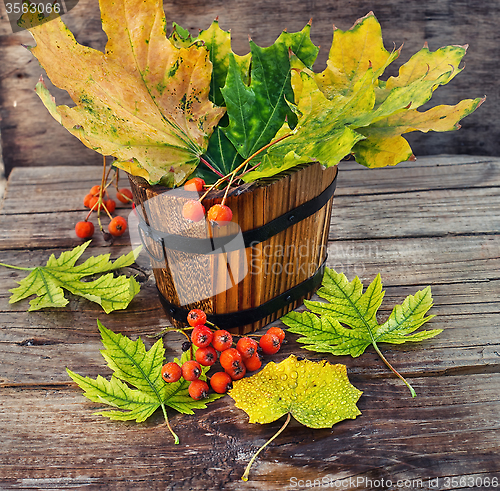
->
[160,403,179,444]
[371,341,417,397]
[241,412,291,482]
[0,263,34,271]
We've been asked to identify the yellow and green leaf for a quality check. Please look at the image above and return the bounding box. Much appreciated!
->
[24,0,225,186]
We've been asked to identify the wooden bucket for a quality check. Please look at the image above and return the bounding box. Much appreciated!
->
[128,162,337,334]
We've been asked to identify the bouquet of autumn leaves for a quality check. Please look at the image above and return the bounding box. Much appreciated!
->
[23,0,483,187]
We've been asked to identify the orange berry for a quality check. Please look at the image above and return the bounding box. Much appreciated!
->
[195,346,217,366]
[211,330,233,352]
[207,204,232,226]
[103,199,116,214]
[236,337,258,359]
[108,216,127,236]
[210,371,233,394]
[116,188,133,204]
[266,327,285,343]
[243,353,262,372]
[188,379,209,400]
[90,185,101,196]
[181,360,202,381]
[83,193,93,208]
[259,333,281,355]
[75,221,94,239]
[219,348,243,371]
[225,364,246,381]
[187,309,207,327]
[182,200,205,222]
[191,325,213,348]
[184,177,205,192]
[161,362,182,383]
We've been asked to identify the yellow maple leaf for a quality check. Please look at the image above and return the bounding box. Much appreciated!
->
[23,0,225,186]
[229,355,362,480]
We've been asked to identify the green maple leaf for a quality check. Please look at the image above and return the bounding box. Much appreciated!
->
[220,24,319,166]
[2,241,140,313]
[229,354,362,481]
[22,0,225,186]
[67,322,223,444]
[196,19,251,107]
[281,268,442,397]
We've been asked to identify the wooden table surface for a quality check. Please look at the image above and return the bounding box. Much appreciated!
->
[0,155,499,490]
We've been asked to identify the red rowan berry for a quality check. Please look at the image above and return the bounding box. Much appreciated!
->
[161,362,182,383]
[83,194,93,208]
[182,200,205,222]
[210,371,233,394]
[226,364,246,381]
[195,346,217,366]
[219,348,243,371]
[116,188,133,204]
[184,177,205,192]
[187,309,207,327]
[266,327,285,343]
[236,337,258,359]
[188,379,209,400]
[211,330,233,352]
[181,360,202,381]
[75,221,94,239]
[191,325,213,348]
[259,333,281,355]
[207,204,233,225]
[103,199,116,214]
[89,185,101,196]
[243,353,262,372]
[108,216,128,236]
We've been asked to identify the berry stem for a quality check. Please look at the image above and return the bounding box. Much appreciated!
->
[221,171,236,207]
[0,262,34,271]
[199,156,224,178]
[241,411,291,481]
[198,132,292,202]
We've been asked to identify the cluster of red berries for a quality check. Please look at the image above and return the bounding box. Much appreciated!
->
[181,178,233,226]
[161,308,286,400]
[75,184,133,240]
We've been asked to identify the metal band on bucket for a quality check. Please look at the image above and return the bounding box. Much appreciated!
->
[157,257,327,329]
[136,171,337,257]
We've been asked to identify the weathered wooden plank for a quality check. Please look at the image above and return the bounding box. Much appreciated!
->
[0,373,498,489]
[3,157,500,216]
[1,181,499,251]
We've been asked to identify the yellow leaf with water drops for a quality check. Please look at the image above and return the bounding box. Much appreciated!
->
[229,355,362,481]
[230,355,362,427]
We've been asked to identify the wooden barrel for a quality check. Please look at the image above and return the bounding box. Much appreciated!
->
[128,162,337,334]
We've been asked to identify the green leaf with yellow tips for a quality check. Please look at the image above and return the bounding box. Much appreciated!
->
[229,354,362,481]
[282,268,442,397]
[67,322,224,444]
[1,241,141,313]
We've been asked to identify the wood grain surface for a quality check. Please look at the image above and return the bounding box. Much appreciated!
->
[0,0,496,175]
[0,154,499,490]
